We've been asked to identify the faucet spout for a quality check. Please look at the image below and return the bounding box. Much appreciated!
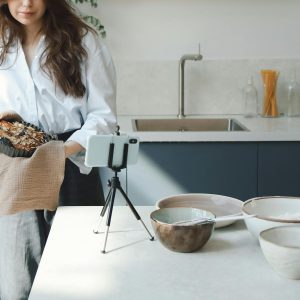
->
[178,52,203,118]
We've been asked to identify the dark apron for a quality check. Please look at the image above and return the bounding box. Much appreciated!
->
[57,130,105,206]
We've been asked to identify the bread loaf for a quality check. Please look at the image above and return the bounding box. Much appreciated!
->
[0,120,56,156]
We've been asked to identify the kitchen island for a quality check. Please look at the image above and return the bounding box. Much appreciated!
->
[29,206,300,300]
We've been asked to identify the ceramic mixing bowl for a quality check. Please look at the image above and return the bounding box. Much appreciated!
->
[259,226,300,280]
[150,207,215,253]
[156,193,243,228]
[242,196,300,239]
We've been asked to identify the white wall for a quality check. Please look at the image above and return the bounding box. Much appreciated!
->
[96,0,300,60]
[81,1,300,115]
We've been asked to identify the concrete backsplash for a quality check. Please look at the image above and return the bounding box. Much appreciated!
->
[116,59,300,116]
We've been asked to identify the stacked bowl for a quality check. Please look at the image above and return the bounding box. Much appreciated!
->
[242,196,300,239]
[242,196,300,279]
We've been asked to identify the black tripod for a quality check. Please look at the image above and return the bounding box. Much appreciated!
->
[93,139,154,253]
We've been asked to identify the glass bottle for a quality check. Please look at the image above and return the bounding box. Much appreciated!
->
[243,76,258,118]
[287,70,300,117]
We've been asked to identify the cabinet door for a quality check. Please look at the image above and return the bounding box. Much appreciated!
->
[124,142,257,205]
[258,142,300,197]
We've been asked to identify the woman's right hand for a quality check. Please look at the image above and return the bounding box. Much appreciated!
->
[0,110,23,121]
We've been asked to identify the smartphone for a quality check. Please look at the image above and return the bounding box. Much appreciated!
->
[84,134,139,168]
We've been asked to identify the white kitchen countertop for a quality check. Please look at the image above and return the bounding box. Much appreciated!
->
[117,115,300,142]
[29,206,300,300]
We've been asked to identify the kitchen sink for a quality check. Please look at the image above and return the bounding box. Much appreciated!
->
[132,118,248,132]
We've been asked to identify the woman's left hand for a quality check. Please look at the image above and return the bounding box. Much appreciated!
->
[64,141,84,158]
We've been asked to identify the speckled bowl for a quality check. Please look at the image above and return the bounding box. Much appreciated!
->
[150,207,215,253]
[259,226,300,279]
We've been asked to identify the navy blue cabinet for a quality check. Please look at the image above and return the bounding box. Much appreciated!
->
[125,142,257,204]
[100,141,300,206]
[258,142,300,197]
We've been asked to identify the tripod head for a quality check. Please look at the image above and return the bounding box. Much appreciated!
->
[108,125,127,172]
[107,141,128,172]
[84,125,139,171]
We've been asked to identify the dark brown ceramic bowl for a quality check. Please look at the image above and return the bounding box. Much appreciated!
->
[150,207,215,253]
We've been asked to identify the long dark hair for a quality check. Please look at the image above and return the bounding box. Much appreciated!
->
[0,0,95,98]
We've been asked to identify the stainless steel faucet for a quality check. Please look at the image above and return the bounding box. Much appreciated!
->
[178,45,203,118]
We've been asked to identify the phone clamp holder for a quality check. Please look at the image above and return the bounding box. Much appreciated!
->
[93,128,154,253]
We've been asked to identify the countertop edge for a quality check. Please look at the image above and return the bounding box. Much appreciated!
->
[117,115,300,142]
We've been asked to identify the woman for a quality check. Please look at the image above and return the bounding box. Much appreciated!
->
[0,0,116,299]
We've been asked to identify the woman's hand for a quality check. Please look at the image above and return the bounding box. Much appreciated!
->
[0,110,23,121]
[64,141,84,158]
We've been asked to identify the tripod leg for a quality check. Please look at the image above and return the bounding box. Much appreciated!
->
[100,188,113,217]
[93,187,113,234]
[118,186,154,241]
[102,187,117,253]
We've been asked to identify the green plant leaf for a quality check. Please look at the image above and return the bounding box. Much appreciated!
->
[68,0,106,37]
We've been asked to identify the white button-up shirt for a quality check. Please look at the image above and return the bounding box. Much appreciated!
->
[0,31,117,174]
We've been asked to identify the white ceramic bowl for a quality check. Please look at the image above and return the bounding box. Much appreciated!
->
[242,196,300,239]
[156,193,243,228]
[259,226,300,279]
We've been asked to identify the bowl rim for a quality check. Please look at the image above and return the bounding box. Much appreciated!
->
[150,207,216,226]
[156,193,243,210]
[259,225,300,250]
[242,196,300,223]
